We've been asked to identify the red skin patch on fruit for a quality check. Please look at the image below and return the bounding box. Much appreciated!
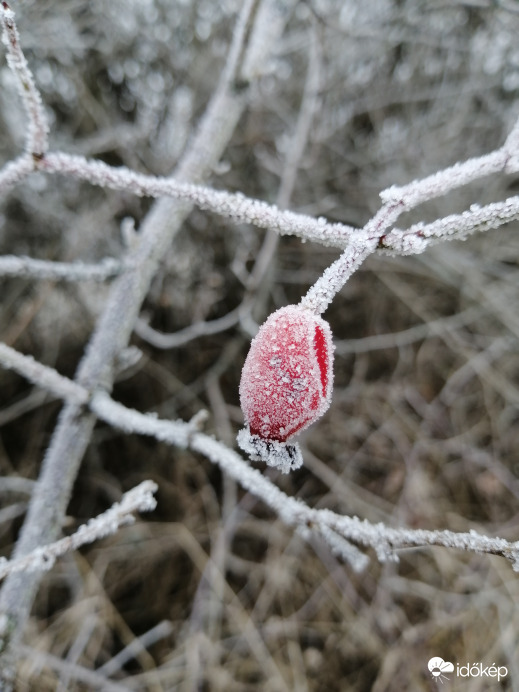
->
[313,325,328,396]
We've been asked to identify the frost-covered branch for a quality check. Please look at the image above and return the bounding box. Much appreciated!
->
[0,2,300,672]
[0,255,123,281]
[0,154,34,195]
[1,343,518,572]
[0,342,89,406]
[315,511,519,568]
[146,426,519,571]
[39,152,355,248]
[1,1,519,683]
[382,194,519,254]
[31,116,519,324]
[379,117,519,209]
[31,138,519,256]
[0,2,517,267]
[300,241,376,314]
[0,340,195,446]
[299,194,421,314]
[187,416,519,571]
[0,3,48,157]
[300,117,519,312]
[0,480,158,581]
[90,390,192,448]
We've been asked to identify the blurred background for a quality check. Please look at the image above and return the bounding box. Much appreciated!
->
[1,0,519,689]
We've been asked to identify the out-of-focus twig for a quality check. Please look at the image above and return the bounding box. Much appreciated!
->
[0,256,123,281]
[0,481,158,582]
[2,342,519,574]
[0,3,48,156]
[0,4,299,682]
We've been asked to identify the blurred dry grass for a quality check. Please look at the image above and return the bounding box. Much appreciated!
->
[1,1,519,690]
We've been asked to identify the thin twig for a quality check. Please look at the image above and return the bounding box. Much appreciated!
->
[0,481,158,582]
[39,152,356,248]
[0,256,123,281]
[0,154,34,195]
[0,3,48,156]
[0,342,89,406]
[382,194,519,254]
[2,343,518,572]
[134,301,247,349]
[0,4,299,676]
[1,1,519,684]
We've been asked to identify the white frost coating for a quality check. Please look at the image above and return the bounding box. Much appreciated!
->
[39,153,355,249]
[0,154,34,195]
[0,4,49,156]
[238,305,334,470]
[0,341,89,406]
[0,255,123,281]
[3,342,519,570]
[313,525,370,573]
[237,427,303,473]
[382,194,519,254]
[300,241,375,315]
[379,149,507,209]
[0,481,158,581]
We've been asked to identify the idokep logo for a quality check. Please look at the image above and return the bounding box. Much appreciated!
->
[428,657,454,683]
[457,662,508,682]
[427,657,509,684]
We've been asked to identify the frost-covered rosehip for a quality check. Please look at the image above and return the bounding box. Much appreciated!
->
[237,305,334,473]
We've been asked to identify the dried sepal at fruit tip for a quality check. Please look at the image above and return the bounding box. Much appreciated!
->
[236,428,304,474]
[238,305,334,472]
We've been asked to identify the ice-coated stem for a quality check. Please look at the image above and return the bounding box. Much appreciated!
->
[299,240,376,315]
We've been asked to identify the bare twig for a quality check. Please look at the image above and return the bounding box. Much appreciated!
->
[0,342,89,406]
[382,194,519,254]
[38,152,356,248]
[0,3,299,678]
[134,301,248,349]
[96,620,174,678]
[334,305,483,354]
[1,1,519,685]
[0,3,48,156]
[0,256,123,281]
[0,481,158,582]
[2,343,518,573]
[0,154,34,195]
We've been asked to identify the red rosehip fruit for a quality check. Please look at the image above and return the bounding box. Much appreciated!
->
[237,305,334,472]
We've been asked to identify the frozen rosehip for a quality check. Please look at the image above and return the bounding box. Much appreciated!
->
[237,305,334,472]
[239,305,334,442]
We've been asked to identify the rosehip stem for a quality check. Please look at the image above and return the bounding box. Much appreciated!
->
[299,239,377,315]
[300,198,408,315]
